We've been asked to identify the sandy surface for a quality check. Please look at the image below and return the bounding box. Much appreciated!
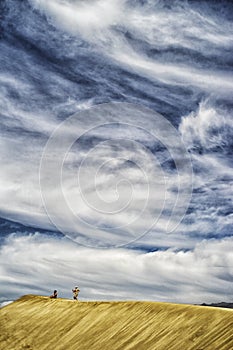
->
[1,295,233,350]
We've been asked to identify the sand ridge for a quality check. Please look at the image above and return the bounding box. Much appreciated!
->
[0,295,233,350]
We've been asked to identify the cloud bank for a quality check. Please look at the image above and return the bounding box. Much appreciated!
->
[1,233,233,304]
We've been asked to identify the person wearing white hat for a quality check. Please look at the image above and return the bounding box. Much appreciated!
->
[72,286,80,300]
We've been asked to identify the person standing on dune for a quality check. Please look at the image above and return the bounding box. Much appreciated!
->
[72,286,80,300]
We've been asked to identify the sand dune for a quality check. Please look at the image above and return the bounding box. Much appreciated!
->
[1,295,233,350]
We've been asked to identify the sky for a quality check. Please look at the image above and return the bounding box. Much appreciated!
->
[0,0,233,304]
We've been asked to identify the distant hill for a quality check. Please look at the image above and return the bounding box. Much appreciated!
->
[1,295,233,350]
[200,302,233,309]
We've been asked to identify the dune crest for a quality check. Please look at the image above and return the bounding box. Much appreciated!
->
[1,295,233,350]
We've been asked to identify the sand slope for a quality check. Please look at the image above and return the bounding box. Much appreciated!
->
[1,295,233,350]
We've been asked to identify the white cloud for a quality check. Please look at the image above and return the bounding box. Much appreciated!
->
[0,234,233,304]
[0,100,232,249]
[0,101,194,248]
[180,100,233,153]
[178,100,233,239]
[30,0,233,93]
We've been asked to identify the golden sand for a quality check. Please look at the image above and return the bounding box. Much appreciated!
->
[1,295,233,349]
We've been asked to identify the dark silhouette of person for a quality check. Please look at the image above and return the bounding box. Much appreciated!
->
[50,290,58,299]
